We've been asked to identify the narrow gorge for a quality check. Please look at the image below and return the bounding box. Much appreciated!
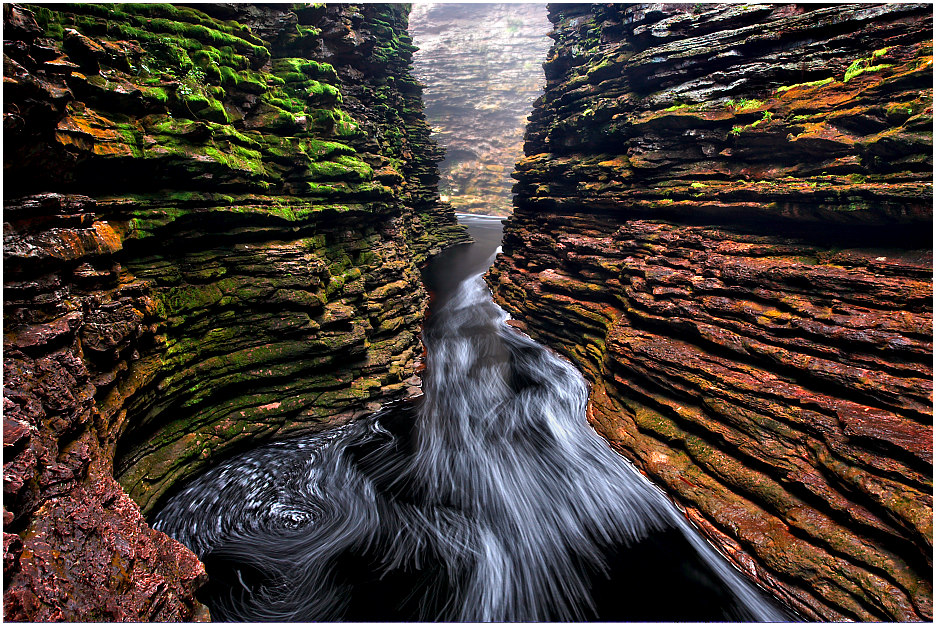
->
[3,2,933,623]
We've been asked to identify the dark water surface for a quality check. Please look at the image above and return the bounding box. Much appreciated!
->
[152,215,794,622]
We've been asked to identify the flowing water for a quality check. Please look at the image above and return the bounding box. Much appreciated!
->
[153,215,794,622]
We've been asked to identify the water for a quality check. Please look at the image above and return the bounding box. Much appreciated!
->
[152,215,794,622]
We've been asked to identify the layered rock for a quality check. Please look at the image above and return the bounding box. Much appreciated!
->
[409,3,551,216]
[488,3,932,621]
[3,3,465,620]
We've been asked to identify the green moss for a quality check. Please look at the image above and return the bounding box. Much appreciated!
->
[250,103,302,133]
[264,93,306,114]
[142,115,203,137]
[201,143,266,176]
[730,110,774,136]
[305,80,341,102]
[58,4,265,91]
[844,50,894,83]
[217,65,267,93]
[727,98,766,112]
[46,20,65,39]
[118,3,264,44]
[202,97,229,123]
[775,77,834,93]
[127,206,194,238]
[148,34,194,74]
[122,12,268,60]
[160,280,237,316]
[215,63,236,83]
[299,181,336,196]
[585,57,614,78]
[190,43,250,72]
[334,155,372,179]
[303,138,355,158]
[30,5,64,38]
[304,155,372,182]
[309,108,361,138]
[141,85,170,105]
[271,57,337,81]
[333,109,361,137]
[295,24,322,40]
[178,91,229,123]
[28,0,424,249]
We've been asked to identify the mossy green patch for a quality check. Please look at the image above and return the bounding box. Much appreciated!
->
[776,77,834,93]
[271,57,337,82]
[725,98,765,112]
[729,110,774,136]
[844,50,894,83]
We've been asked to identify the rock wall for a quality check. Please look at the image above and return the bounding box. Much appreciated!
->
[409,3,551,216]
[488,3,932,621]
[3,3,466,620]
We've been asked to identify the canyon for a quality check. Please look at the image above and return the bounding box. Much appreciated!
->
[487,3,933,622]
[3,3,465,619]
[2,2,933,623]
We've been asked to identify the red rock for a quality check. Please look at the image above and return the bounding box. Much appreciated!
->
[489,3,932,621]
[4,312,82,350]
[5,477,209,622]
[3,416,31,452]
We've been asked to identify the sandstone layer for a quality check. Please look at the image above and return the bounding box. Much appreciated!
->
[488,3,933,621]
[3,3,465,620]
[409,3,551,216]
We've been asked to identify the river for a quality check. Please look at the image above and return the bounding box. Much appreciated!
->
[152,215,794,622]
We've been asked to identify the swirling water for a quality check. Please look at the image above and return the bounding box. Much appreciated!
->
[153,215,793,622]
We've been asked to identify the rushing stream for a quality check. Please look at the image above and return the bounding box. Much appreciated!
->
[153,215,793,622]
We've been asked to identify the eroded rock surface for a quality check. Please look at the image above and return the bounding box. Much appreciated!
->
[3,3,465,620]
[488,3,933,621]
[409,3,551,216]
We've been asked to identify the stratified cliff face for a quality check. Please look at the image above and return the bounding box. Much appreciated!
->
[488,3,932,621]
[409,3,551,216]
[3,3,465,620]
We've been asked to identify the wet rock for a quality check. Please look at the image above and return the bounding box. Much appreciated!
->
[5,476,208,622]
[489,3,932,622]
